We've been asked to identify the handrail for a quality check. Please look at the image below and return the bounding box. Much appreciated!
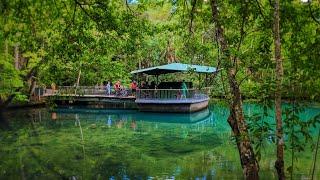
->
[44,86,210,100]
[47,86,131,96]
[136,89,209,100]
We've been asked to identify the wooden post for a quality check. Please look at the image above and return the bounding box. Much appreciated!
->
[198,73,201,89]
[38,87,41,101]
[75,69,81,95]
[156,75,159,87]
[205,74,208,87]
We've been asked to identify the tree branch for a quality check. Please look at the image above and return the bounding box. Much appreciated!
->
[72,1,77,25]
[234,0,248,75]
[189,0,197,34]
[125,0,136,15]
[73,0,121,41]
[254,0,267,22]
[0,93,18,110]
[308,1,320,25]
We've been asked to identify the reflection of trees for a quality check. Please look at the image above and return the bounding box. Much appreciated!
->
[75,113,86,178]
[0,109,231,179]
[2,108,319,179]
[75,114,86,158]
[0,110,10,130]
[13,110,68,178]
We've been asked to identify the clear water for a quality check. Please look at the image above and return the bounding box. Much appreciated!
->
[0,103,319,179]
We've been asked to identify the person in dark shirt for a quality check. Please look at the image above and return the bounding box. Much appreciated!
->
[130,80,138,95]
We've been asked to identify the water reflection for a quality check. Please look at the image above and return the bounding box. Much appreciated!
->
[0,104,319,179]
[1,107,231,179]
[53,107,214,124]
[51,107,218,136]
[51,112,57,120]
[107,115,112,127]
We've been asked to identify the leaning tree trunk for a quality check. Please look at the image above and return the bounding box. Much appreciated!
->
[74,69,81,95]
[210,0,259,179]
[76,69,81,88]
[14,44,19,70]
[274,0,285,179]
[28,78,37,100]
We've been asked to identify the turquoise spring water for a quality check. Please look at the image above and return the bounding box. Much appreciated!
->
[0,103,319,179]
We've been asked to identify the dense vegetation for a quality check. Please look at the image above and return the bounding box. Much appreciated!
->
[1,0,319,104]
[1,0,320,179]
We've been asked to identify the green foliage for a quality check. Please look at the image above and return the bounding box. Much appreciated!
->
[0,53,23,100]
[0,0,319,101]
[282,102,320,177]
[12,93,29,103]
[246,103,275,161]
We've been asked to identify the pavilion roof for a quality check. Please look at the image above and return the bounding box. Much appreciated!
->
[130,63,218,75]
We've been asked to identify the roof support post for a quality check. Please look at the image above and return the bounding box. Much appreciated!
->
[156,75,159,87]
[205,74,208,87]
[198,73,201,90]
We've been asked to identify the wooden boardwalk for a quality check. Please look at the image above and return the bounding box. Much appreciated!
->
[42,86,210,112]
[44,93,136,100]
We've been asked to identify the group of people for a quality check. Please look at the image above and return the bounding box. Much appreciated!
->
[103,80,139,96]
[102,80,188,98]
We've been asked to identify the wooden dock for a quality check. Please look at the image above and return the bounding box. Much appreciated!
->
[44,94,136,99]
[44,87,137,109]
[43,86,210,112]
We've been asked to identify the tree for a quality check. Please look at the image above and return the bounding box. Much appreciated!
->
[209,0,259,179]
[273,0,285,178]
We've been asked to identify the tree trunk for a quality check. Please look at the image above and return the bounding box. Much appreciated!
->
[74,69,81,95]
[4,40,8,61]
[76,69,81,87]
[14,44,19,70]
[274,0,285,179]
[210,0,259,179]
[28,79,36,100]
[0,94,16,110]
[311,128,320,180]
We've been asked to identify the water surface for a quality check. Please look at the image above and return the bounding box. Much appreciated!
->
[0,103,319,179]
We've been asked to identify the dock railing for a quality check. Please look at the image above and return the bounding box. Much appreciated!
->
[45,86,210,101]
[136,89,209,100]
[46,86,131,96]
[55,86,105,95]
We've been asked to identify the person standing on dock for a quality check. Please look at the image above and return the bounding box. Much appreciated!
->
[181,80,188,99]
[130,80,138,96]
[106,81,111,95]
[114,80,121,96]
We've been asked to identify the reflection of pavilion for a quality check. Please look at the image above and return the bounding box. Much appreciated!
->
[191,113,215,129]
[53,107,214,125]
[134,108,213,124]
